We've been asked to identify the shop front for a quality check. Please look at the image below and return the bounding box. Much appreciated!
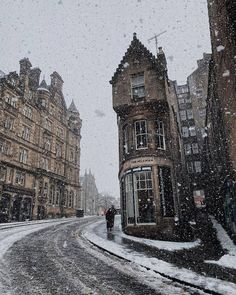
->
[0,185,34,222]
[120,160,176,239]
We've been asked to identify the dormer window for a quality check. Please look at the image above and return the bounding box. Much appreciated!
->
[131,73,145,100]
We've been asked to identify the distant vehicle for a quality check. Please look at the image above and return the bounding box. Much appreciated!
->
[76,209,84,218]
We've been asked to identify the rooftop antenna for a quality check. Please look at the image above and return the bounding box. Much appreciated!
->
[148,30,167,55]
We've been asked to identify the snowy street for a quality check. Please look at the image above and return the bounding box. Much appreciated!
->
[0,217,218,295]
[0,216,235,294]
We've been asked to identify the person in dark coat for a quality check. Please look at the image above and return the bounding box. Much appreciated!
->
[105,205,117,231]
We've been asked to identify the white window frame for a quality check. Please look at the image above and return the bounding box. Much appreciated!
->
[135,120,148,150]
[156,120,166,150]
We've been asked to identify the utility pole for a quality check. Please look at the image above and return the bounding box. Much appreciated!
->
[148,30,167,55]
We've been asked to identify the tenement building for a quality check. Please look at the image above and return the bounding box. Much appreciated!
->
[175,53,211,207]
[0,58,82,221]
[110,33,185,240]
[205,0,236,238]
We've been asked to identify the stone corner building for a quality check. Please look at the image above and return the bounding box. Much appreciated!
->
[0,58,82,221]
[110,33,185,239]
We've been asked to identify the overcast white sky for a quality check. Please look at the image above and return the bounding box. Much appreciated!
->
[0,0,211,198]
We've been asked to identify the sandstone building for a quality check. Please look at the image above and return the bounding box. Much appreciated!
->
[111,33,185,239]
[0,58,82,221]
[204,0,236,238]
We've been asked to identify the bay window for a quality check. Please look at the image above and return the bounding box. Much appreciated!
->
[135,120,147,149]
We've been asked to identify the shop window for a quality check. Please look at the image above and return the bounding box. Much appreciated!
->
[158,166,174,217]
[133,170,155,224]
[131,73,145,100]
[135,120,148,149]
[49,185,55,205]
[156,120,166,150]
[125,174,134,224]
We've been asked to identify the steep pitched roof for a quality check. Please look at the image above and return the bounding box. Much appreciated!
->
[110,33,157,85]
[37,79,49,92]
[68,99,79,114]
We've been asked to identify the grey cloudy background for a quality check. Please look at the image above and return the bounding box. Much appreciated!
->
[0,0,211,198]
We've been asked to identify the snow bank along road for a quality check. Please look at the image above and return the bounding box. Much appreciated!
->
[0,217,214,295]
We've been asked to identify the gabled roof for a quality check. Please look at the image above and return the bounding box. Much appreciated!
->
[110,33,157,85]
[68,99,79,114]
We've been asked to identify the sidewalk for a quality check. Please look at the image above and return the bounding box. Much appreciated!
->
[82,216,236,295]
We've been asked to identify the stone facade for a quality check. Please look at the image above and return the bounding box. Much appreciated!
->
[80,170,98,215]
[0,58,82,221]
[204,0,236,238]
[111,34,185,240]
[175,53,211,205]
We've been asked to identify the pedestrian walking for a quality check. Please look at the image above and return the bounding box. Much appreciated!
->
[105,205,117,231]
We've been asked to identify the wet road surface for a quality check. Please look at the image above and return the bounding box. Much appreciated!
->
[2,218,205,295]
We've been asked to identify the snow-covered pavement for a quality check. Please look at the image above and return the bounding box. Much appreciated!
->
[82,216,236,295]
